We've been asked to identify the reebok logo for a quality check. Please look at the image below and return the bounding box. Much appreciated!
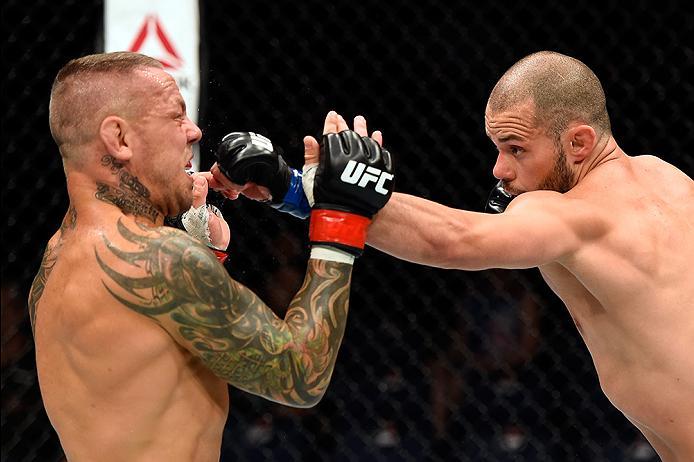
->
[128,15,183,70]
[340,160,394,195]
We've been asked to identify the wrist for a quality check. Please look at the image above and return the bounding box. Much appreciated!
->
[310,246,355,265]
[309,209,371,257]
[271,168,311,219]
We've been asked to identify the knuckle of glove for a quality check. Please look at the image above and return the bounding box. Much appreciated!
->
[316,130,395,217]
[360,137,381,162]
[321,133,345,160]
[340,130,362,155]
[216,132,279,186]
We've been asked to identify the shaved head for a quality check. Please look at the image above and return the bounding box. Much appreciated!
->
[49,52,163,159]
[487,51,611,139]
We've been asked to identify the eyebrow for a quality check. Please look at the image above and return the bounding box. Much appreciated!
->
[497,134,525,143]
[484,128,526,143]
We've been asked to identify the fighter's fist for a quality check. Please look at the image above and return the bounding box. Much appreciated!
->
[315,130,394,218]
[309,129,395,257]
[215,132,290,202]
[485,180,515,213]
[184,173,231,253]
[191,173,209,208]
[213,132,310,218]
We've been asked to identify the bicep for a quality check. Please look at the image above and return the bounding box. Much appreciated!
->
[449,194,599,270]
[146,253,294,393]
[95,225,293,394]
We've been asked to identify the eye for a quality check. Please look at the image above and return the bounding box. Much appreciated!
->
[509,146,523,156]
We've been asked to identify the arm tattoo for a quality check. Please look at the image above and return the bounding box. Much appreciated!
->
[95,155,161,223]
[95,219,352,406]
[28,205,77,335]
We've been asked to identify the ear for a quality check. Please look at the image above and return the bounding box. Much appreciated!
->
[565,124,596,164]
[99,116,133,162]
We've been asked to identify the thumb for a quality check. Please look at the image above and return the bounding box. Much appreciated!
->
[303,136,320,166]
[192,174,208,188]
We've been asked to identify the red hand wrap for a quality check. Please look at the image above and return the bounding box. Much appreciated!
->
[309,210,371,250]
[212,249,229,264]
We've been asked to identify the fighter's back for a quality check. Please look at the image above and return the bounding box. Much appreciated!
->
[32,214,229,462]
[541,154,694,459]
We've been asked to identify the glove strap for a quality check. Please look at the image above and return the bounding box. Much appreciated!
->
[309,209,371,257]
[310,246,355,265]
[271,168,311,219]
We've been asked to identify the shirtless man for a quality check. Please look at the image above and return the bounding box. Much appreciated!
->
[215,51,694,461]
[28,51,393,461]
[355,52,693,460]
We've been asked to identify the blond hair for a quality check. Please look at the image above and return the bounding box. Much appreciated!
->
[49,52,163,158]
[488,51,611,139]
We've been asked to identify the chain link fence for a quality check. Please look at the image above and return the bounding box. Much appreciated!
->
[3,0,692,460]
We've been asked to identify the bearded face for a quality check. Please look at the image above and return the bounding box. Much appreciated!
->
[537,140,576,193]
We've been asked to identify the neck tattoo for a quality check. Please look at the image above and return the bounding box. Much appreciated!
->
[95,155,161,223]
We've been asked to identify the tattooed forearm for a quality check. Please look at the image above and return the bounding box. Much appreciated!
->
[96,219,352,406]
[96,155,161,223]
[199,260,352,405]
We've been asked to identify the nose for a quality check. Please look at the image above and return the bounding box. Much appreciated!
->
[492,152,514,181]
[187,119,203,144]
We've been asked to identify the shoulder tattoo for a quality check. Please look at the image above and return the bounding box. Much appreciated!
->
[28,205,77,335]
[96,219,353,405]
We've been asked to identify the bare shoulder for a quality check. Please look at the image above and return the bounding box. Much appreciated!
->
[99,218,215,265]
[505,190,611,245]
[95,218,230,316]
[630,155,694,208]
[507,190,608,229]
[632,154,693,183]
[505,190,615,243]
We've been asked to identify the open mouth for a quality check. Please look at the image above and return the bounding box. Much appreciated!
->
[185,160,194,176]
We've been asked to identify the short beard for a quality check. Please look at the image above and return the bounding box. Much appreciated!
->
[537,141,575,193]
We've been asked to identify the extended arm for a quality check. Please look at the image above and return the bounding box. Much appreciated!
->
[368,191,606,270]
[96,220,351,407]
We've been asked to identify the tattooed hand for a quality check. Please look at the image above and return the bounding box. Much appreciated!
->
[96,219,352,407]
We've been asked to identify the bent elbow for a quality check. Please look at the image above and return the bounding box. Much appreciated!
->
[282,387,326,409]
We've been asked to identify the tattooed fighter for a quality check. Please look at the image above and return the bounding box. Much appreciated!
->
[29,52,393,462]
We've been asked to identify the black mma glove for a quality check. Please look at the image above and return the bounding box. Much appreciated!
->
[485,180,515,213]
[216,132,310,219]
[308,130,395,257]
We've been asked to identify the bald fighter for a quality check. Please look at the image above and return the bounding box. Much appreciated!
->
[29,52,393,461]
[354,52,693,461]
[214,52,694,461]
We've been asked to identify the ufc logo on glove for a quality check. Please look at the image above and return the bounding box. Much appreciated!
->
[308,130,395,258]
[340,160,394,195]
